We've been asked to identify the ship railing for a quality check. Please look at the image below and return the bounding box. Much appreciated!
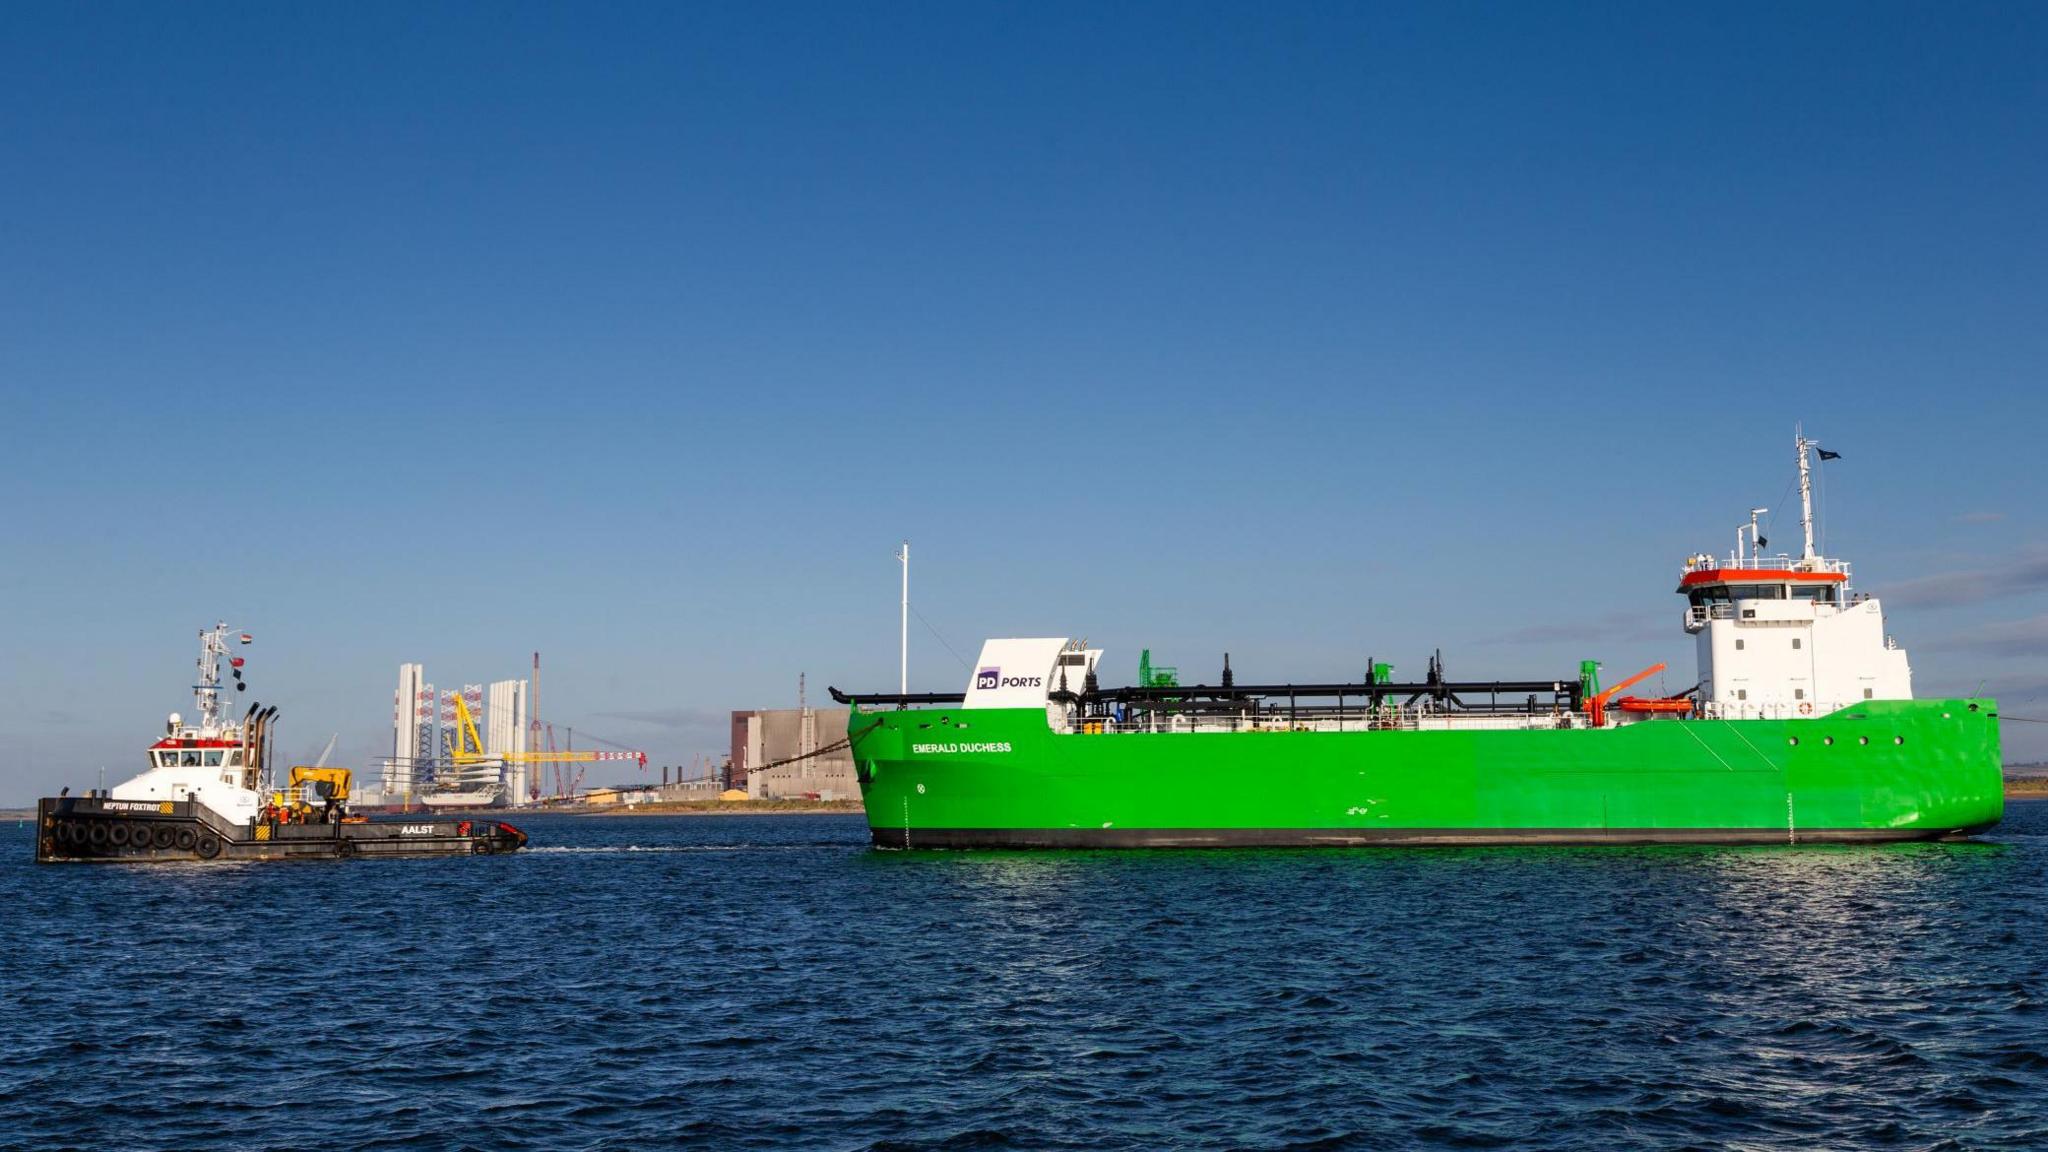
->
[1693,700,1862,721]
[1686,604,1735,627]
[1685,593,1875,631]
[1681,553,1852,577]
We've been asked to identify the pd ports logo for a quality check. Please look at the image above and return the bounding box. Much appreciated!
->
[975,667,1001,691]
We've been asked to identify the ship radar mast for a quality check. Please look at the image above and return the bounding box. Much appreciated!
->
[191,622,249,734]
[1796,425,1820,563]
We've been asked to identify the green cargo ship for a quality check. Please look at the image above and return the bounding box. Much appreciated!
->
[835,434,2002,848]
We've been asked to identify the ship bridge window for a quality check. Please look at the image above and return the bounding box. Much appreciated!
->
[1725,584,1786,601]
[156,751,177,768]
[180,750,202,767]
[1791,585,1838,603]
[1688,584,1788,605]
[203,750,223,767]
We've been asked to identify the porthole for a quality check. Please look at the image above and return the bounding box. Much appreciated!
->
[1858,736,1870,746]
[1823,736,1834,746]
[1787,737,1800,747]
[1894,736,1905,745]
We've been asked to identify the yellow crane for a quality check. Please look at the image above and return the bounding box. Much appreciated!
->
[446,694,647,779]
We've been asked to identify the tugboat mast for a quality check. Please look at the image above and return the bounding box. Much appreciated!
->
[193,623,230,732]
[190,622,250,735]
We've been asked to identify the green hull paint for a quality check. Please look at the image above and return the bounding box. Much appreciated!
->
[847,700,2002,848]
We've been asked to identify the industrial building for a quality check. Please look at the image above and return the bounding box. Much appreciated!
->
[730,706,858,801]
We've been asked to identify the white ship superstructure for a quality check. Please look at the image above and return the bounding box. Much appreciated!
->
[106,623,271,826]
[1680,431,1912,720]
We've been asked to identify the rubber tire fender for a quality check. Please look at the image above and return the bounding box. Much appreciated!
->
[336,839,357,858]
[87,822,109,846]
[106,823,131,847]
[472,840,495,855]
[61,821,87,846]
[152,825,176,849]
[174,827,197,851]
[194,835,222,860]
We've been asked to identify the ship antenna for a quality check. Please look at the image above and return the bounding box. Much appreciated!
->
[1796,425,1817,563]
[896,540,910,694]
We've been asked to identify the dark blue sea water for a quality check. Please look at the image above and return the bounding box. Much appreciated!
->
[6,803,2048,1150]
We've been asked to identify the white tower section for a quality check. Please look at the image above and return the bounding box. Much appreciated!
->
[389,663,425,798]
[487,679,530,807]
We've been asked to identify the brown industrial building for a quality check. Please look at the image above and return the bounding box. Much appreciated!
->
[729,706,859,801]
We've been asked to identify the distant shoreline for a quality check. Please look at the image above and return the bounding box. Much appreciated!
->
[579,800,865,817]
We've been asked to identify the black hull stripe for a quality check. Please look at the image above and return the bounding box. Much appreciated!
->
[873,824,1998,849]
[33,801,524,862]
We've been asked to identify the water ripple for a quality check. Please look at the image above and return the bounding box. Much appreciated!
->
[4,804,2048,1149]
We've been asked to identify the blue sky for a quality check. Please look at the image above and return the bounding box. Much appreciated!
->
[4,2,2046,800]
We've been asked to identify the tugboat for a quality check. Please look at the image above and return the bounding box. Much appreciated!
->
[34,624,528,863]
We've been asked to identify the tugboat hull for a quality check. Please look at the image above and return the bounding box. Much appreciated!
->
[34,797,527,863]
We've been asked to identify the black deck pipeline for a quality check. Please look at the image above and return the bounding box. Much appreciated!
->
[828,689,969,706]
[832,678,1583,711]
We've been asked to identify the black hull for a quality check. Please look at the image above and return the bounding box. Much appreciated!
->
[34,797,527,863]
[872,824,1998,850]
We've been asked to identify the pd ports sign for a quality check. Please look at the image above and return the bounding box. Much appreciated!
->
[962,638,1072,708]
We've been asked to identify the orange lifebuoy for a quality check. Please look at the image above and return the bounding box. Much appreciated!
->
[1798,702,1813,716]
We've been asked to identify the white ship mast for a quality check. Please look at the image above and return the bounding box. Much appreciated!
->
[1796,425,1819,563]
[192,622,241,733]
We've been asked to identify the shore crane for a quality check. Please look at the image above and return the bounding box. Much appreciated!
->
[446,695,647,797]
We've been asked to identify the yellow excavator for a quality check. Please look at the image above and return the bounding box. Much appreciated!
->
[267,766,353,825]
